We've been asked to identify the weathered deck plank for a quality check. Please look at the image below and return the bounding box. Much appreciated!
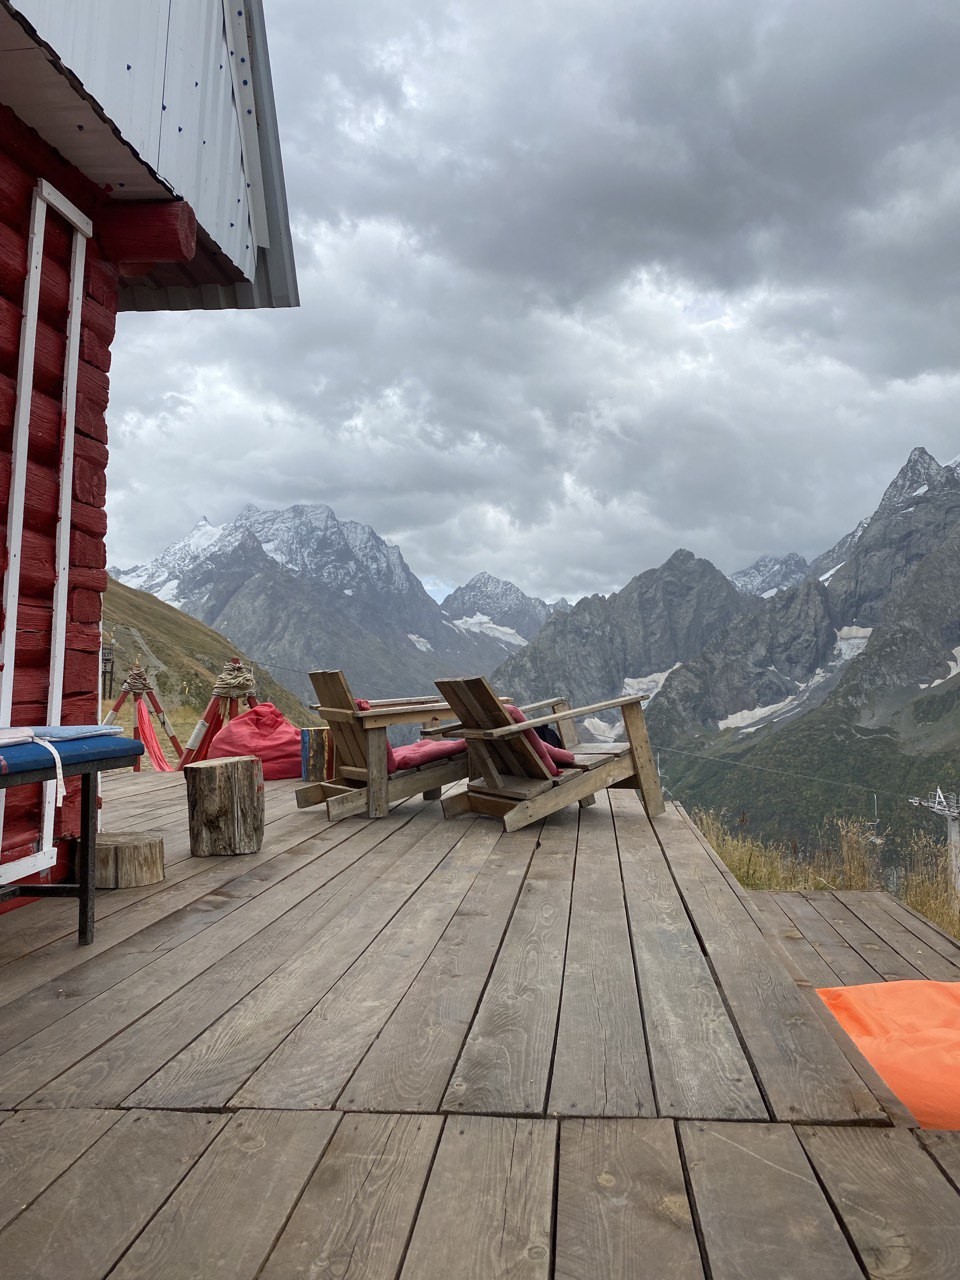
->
[798,1126,960,1279]
[0,810,407,1053]
[748,892,843,989]
[768,891,882,986]
[27,826,413,1106]
[652,809,886,1123]
[398,1116,556,1280]
[681,1121,863,1280]
[119,808,458,1111]
[261,1113,443,1280]
[107,1110,340,1280]
[0,1110,227,1280]
[0,1108,123,1232]
[612,793,767,1120]
[548,802,655,1117]
[5,813,437,1108]
[443,813,576,1115]
[233,819,507,1109]
[918,1131,960,1191]
[341,826,537,1113]
[556,1118,703,1279]
[802,891,927,981]
[829,890,960,981]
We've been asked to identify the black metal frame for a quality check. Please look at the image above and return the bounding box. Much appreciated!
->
[0,752,142,945]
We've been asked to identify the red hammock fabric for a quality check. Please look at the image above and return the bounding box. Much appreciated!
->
[135,697,173,772]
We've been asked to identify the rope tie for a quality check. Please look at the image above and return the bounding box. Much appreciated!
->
[212,659,257,699]
[120,663,151,695]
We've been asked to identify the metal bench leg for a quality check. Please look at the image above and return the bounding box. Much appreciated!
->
[78,770,97,944]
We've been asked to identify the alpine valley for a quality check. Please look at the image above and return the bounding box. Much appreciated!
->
[114,446,960,847]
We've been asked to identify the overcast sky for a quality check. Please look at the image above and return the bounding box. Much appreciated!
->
[105,0,960,603]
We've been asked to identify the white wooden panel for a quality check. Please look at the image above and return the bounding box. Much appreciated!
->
[0,189,45,726]
[12,0,168,167]
[0,846,57,885]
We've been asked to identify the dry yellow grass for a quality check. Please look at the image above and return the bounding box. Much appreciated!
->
[695,809,959,939]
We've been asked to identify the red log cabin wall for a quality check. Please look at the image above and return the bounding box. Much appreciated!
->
[0,103,118,902]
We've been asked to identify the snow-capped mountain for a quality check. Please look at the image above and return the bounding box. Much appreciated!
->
[116,504,418,610]
[116,516,223,604]
[113,504,534,704]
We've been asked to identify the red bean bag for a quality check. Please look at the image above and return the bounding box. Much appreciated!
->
[208,703,303,780]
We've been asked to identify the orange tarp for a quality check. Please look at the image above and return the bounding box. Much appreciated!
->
[818,980,960,1129]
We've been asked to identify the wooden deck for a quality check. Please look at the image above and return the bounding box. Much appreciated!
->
[1,772,959,1278]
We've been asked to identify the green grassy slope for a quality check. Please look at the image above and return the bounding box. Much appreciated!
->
[102,577,317,749]
[660,680,960,852]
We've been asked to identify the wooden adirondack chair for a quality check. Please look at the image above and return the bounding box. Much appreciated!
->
[434,675,665,831]
[295,670,470,820]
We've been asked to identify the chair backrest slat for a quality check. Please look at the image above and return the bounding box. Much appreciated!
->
[435,676,552,780]
[310,670,368,769]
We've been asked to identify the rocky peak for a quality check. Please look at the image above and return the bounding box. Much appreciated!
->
[491,549,755,709]
[441,572,552,642]
[731,552,810,597]
[875,447,948,517]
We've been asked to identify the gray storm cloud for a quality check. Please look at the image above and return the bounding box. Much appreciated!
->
[106,0,960,602]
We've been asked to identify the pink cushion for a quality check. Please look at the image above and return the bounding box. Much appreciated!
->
[505,706,577,775]
[353,700,464,774]
[390,737,466,772]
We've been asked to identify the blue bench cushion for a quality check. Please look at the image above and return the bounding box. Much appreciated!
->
[0,736,144,778]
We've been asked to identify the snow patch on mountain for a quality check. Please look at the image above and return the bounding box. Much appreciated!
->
[919,647,960,690]
[582,716,623,742]
[449,614,527,647]
[441,572,555,642]
[155,581,184,609]
[117,516,224,597]
[835,626,872,662]
[408,634,433,652]
[622,666,680,700]
[718,694,799,731]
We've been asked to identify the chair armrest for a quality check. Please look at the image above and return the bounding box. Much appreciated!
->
[461,693,648,740]
[517,697,568,715]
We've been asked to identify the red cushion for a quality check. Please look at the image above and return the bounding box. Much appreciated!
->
[390,737,466,772]
[353,701,464,774]
[505,706,577,775]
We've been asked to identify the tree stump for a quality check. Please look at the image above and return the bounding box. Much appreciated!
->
[184,755,264,857]
[95,831,165,888]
